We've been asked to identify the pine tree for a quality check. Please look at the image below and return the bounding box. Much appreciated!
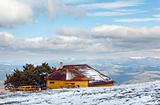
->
[4,63,55,89]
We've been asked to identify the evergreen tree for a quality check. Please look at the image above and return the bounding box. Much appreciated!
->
[4,63,55,89]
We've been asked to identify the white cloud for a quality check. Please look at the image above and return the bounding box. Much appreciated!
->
[92,25,160,38]
[58,25,160,39]
[153,14,160,18]
[56,25,160,52]
[78,1,142,10]
[0,0,32,27]
[0,32,108,54]
[64,0,87,4]
[0,0,85,27]
[47,0,86,19]
[115,18,160,22]
[47,0,142,18]
[87,11,131,17]
[87,9,144,17]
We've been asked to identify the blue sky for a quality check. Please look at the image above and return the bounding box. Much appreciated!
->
[0,0,160,64]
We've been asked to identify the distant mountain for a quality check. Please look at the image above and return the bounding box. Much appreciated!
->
[0,64,22,80]
[1,57,160,84]
[90,57,160,84]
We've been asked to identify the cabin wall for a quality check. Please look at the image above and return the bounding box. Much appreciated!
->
[89,83,113,87]
[47,80,88,89]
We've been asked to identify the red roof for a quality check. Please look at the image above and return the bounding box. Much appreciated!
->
[47,66,89,81]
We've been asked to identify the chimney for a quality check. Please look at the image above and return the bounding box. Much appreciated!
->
[59,62,63,69]
[66,69,73,80]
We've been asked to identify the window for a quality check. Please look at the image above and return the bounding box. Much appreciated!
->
[50,82,55,84]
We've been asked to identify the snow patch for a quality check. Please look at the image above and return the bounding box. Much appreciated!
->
[0,81,160,105]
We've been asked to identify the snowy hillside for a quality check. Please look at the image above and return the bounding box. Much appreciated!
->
[0,81,160,105]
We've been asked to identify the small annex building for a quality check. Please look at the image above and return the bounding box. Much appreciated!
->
[47,64,114,89]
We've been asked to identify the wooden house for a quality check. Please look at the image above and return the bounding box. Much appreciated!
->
[47,64,114,89]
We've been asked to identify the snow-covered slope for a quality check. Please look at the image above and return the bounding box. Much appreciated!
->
[64,64,112,83]
[0,81,160,105]
[77,65,112,82]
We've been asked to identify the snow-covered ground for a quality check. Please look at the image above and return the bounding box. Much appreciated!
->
[0,81,160,105]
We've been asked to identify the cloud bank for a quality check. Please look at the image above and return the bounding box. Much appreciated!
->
[1,25,160,62]
[57,25,160,51]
